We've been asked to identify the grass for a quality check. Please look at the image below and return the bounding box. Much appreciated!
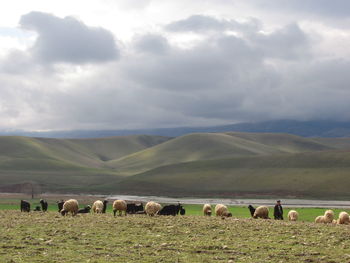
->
[1,199,350,223]
[1,209,350,263]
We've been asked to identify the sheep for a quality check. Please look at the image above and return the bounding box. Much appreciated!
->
[113,200,127,216]
[315,210,334,224]
[203,204,212,216]
[57,200,64,213]
[20,200,30,212]
[102,200,108,213]
[126,203,144,214]
[287,210,298,221]
[145,201,162,216]
[248,205,256,217]
[92,200,104,213]
[60,199,79,216]
[40,199,48,212]
[215,204,232,217]
[337,211,350,225]
[252,206,269,219]
[78,205,91,214]
[158,204,183,216]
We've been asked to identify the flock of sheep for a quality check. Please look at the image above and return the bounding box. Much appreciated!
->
[20,199,350,225]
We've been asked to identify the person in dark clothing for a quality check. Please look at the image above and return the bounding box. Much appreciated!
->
[274,200,283,220]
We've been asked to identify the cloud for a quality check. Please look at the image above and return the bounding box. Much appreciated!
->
[254,0,350,18]
[165,14,261,33]
[19,11,119,64]
[1,10,350,131]
[133,34,170,54]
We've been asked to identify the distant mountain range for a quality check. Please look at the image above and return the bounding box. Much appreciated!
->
[2,120,350,138]
[1,132,350,199]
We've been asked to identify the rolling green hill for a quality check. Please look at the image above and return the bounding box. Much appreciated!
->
[0,132,350,198]
[106,132,335,175]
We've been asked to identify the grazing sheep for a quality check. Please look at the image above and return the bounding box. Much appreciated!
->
[158,204,183,216]
[215,204,232,217]
[113,200,127,216]
[78,205,91,214]
[203,204,212,216]
[180,207,186,215]
[40,199,48,212]
[315,210,334,224]
[61,199,79,216]
[145,201,162,216]
[57,200,64,213]
[92,200,104,213]
[337,211,350,225]
[288,210,298,221]
[126,203,144,214]
[248,205,256,217]
[34,206,41,211]
[20,200,30,212]
[102,200,108,213]
[253,206,269,219]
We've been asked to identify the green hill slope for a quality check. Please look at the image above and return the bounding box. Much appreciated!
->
[106,133,334,175]
[116,149,350,198]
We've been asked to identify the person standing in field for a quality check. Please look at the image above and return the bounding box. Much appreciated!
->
[274,200,283,220]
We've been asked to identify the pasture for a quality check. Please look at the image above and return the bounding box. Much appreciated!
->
[1,210,350,263]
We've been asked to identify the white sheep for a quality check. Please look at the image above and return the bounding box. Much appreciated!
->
[253,206,269,219]
[215,204,232,217]
[92,200,104,213]
[60,199,79,216]
[288,210,298,221]
[337,211,350,225]
[203,204,212,216]
[145,201,162,216]
[112,200,127,216]
[315,210,334,223]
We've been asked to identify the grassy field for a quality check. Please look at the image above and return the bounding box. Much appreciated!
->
[1,196,350,223]
[1,210,350,263]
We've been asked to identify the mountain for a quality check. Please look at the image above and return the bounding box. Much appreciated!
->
[1,132,350,198]
[2,120,350,138]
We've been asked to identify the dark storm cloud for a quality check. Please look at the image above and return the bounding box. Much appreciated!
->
[19,11,119,64]
[165,14,261,33]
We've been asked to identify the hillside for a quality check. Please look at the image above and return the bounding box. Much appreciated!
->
[116,150,350,198]
[1,132,350,198]
[106,132,334,175]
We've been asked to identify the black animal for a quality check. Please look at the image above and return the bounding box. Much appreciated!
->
[248,205,256,217]
[126,203,144,214]
[158,203,183,216]
[57,200,64,213]
[102,200,108,213]
[20,200,30,212]
[40,199,48,212]
[34,206,41,211]
[180,207,186,215]
[78,205,91,214]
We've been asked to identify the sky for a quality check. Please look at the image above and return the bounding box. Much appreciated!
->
[1,0,350,131]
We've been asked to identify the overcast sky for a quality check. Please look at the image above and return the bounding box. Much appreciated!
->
[1,0,350,131]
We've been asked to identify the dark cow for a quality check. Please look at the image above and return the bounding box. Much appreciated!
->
[20,200,30,212]
[102,200,108,213]
[40,199,48,212]
[78,205,91,214]
[126,203,144,214]
[248,205,256,217]
[158,203,183,216]
[57,200,64,213]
